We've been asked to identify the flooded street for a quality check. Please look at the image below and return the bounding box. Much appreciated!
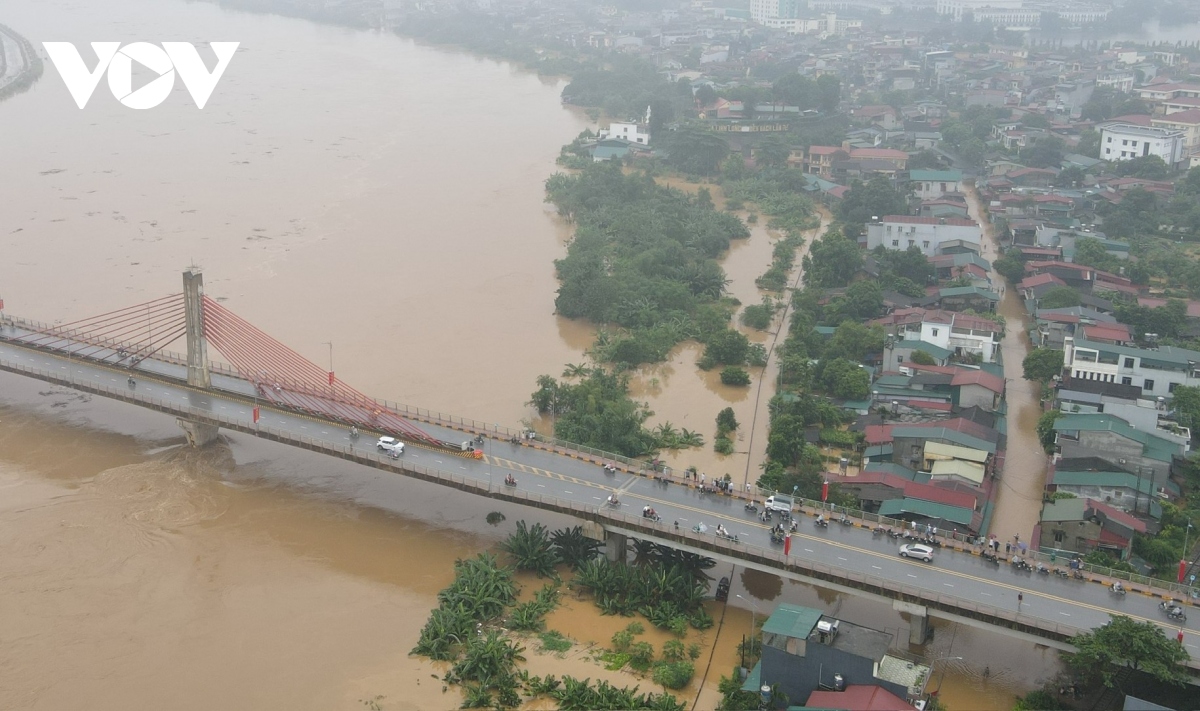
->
[966,186,1047,541]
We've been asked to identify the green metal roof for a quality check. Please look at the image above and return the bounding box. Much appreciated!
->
[740,660,762,693]
[1052,413,1182,462]
[892,426,995,453]
[864,462,919,480]
[865,444,894,458]
[910,169,963,182]
[761,603,823,639]
[938,286,999,299]
[878,498,974,525]
[1040,497,1088,522]
[1052,469,1180,496]
[893,339,953,359]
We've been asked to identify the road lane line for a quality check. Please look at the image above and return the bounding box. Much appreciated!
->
[944,583,954,588]
[872,565,882,570]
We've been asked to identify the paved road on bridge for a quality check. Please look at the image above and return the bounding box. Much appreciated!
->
[1,339,1197,656]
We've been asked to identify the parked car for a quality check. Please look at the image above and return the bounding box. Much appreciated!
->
[899,543,934,562]
[376,436,405,455]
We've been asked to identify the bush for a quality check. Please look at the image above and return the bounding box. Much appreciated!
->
[714,435,734,455]
[741,302,774,330]
[716,407,739,433]
[687,643,702,660]
[651,660,695,689]
[540,630,573,653]
[720,367,751,386]
[629,641,655,671]
[611,629,634,652]
[661,639,686,662]
[909,350,936,365]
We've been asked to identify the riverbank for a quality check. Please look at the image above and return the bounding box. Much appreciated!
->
[0,22,43,102]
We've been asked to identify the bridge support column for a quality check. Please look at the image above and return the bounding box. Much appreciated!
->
[177,418,219,447]
[605,532,627,563]
[894,600,930,645]
[183,268,211,389]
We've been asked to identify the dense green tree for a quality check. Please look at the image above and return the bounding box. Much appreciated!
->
[1022,135,1065,169]
[720,366,751,386]
[994,251,1027,284]
[875,245,935,286]
[836,175,908,233]
[802,228,864,288]
[1036,409,1062,454]
[823,321,886,363]
[1055,165,1086,188]
[1077,129,1101,159]
[1114,299,1187,342]
[907,150,943,170]
[694,83,717,107]
[1114,154,1170,180]
[1073,237,1121,274]
[1081,86,1150,122]
[528,368,657,457]
[772,73,816,109]
[819,358,870,399]
[825,280,884,323]
[755,135,792,170]
[664,127,730,175]
[1169,385,1200,429]
[816,74,841,114]
[703,328,751,367]
[1039,285,1082,309]
[716,407,739,433]
[1069,616,1190,688]
[1023,348,1064,381]
[909,350,936,365]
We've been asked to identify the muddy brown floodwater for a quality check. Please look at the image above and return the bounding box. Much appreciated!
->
[965,186,1047,541]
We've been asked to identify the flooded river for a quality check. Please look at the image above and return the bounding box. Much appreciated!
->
[1,0,1051,706]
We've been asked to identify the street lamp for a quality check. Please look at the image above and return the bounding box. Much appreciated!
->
[929,656,964,695]
[736,594,761,633]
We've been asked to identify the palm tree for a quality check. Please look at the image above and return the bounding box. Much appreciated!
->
[562,362,589,379]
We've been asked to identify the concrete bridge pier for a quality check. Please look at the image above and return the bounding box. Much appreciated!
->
[894,600,930,644]
[605,531,628,563]
[177,418,220,447]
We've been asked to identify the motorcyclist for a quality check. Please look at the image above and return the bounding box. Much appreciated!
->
[608,494,619,506]
[716,524,728,537]
[1111,581,1125,593]
[505,474,516,486]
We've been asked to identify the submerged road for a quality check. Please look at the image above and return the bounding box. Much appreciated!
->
[0,337,1197,658]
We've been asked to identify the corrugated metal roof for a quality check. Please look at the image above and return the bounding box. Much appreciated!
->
[923,441,989,462]
[929,459,986,485]
[761,603,822,639]
[878,498,974,525]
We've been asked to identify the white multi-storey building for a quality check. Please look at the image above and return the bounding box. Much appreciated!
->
[1100,123,1186,167]
[865,216,982,257]
[1062,337,1200,400]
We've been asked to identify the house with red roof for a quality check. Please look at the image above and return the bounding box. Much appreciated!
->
[807,685,917,711]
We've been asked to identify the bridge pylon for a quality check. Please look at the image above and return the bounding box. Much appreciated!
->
[183,268,211,389]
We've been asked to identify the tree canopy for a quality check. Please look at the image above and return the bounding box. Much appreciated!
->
[802,228,863,288]
[1069,616,1190,688]
[1039,285,1082,309]
[529,367,658,457]
[1023,348,1064,381]
[836,175,908,234]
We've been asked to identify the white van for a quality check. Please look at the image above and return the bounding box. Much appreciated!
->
[764,494,794,513]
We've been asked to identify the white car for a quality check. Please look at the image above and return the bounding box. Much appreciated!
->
[376,436,405,455]
[899,543,934,562]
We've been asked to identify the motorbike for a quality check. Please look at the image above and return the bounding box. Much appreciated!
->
[606,497,621,508]
[509,435,521,445]
[602,464,617,475]
[813,517,829,528]
[1035,564,1050,576]
[872,526,886,537]
[1073,570,1086,580]
[503,477,517,488]
[744,502,759,514]
[642,510,662,523]
[1054,567,1070,578]
[1160,600,1188,621]
[770,530,786,545]
[1109,583,1127,596]
[838,516,853,526]
[981,551,1001,567]
[887,529,903,539]
[715,529,739,544]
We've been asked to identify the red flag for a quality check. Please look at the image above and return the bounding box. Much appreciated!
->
[784,534,791,556]
[1179,559,1188,583]
[821,480,829,502]
[1179,629,1185,644]
[328,371,335,386]
[252,406,260,423]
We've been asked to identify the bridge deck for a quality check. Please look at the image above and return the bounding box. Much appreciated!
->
[1,331,1198,667]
